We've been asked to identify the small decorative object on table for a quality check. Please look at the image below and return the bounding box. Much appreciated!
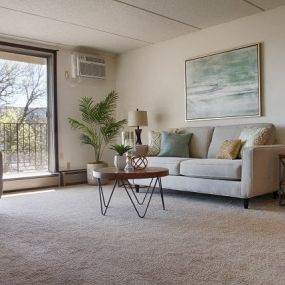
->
[122,131,135,147]
[121,131,136,171]
[131,156,148,170]
[125,151,134,170]
[135,144,148,157]
[110,144,132,170]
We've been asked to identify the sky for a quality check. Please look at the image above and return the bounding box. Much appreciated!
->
[0,56,48,109]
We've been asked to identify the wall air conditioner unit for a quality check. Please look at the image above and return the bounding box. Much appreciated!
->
[72,53,106,79]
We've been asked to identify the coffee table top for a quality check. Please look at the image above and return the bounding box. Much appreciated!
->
[93,167,169,180]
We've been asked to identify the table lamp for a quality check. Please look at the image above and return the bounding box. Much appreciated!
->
[128,109,148,145]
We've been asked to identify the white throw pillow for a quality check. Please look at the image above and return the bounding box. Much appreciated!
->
[238,127,271,157]
[147,130,161,156]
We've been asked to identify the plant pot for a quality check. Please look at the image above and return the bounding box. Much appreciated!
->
[87,161,108,185]
[114,155,126,170]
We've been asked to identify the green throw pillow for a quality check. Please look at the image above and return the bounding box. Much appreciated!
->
[158,132,192,157]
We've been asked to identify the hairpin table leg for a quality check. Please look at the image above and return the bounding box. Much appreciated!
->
[98,178,117,216]
[121,178,164,218]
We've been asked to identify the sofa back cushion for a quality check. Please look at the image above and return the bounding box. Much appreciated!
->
[173,126,214,158]
[207,123,275,158]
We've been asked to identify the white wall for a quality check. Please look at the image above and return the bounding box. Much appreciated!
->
[57,48,117,170]
[116,6,285,144]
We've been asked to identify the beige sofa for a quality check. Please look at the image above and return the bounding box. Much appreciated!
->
[135,123,284,208]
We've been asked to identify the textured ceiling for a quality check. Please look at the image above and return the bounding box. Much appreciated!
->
[0,0,284,54]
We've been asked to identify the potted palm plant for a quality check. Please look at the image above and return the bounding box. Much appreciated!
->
[110,144,132,170]
[68,91,126,184]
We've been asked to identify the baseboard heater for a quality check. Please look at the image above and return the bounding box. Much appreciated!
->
[60,169,87,186]
[3,173,60,192]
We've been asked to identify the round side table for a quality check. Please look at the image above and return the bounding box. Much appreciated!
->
[93,167,169,218]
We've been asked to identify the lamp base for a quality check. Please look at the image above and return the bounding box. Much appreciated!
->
[135,128,142,145]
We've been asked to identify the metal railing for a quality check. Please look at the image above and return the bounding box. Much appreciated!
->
[0,122,48,173]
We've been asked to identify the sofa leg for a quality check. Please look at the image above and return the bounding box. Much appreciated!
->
[272,191,278,199]
[243,198,249,209]
[135,184,139,193]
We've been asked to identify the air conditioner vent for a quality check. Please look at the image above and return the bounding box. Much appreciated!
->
[79,61,106,78]
[72,53,106,79]
[84,56,105,64]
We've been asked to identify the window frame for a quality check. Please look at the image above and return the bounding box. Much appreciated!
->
[0,41,58,173]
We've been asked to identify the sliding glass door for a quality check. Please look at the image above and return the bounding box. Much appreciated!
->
[0,43,57,175]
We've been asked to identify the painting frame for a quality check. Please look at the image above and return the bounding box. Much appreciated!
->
[185,43,261,121]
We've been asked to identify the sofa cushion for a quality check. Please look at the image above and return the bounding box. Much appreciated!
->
[172,126,214,158]
[238,127,272,157]
[207,123,275,158]
[147,130,161,156]
[147,156,189,175]
[180,159,242,180]
[158,132,192,157]
[216,139,242,160]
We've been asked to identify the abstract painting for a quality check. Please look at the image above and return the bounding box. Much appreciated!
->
[185,44,261,121]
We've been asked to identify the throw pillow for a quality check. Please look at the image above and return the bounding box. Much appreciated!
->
[216,140,242,160]
[158,132,192,157]
[147,130,161,156]
[239,127,272,157]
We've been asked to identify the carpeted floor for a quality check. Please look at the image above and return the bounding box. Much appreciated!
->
[1,185,285,285]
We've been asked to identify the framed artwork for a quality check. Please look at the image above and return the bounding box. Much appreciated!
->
[185,43,261,121]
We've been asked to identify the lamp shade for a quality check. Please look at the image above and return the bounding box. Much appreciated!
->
[128,110,148,127]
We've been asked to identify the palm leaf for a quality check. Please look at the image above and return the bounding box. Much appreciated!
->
[68,118,96,140]
[92,91,118,124]
[110,144,132,155]
[101,118,127,144]
[79,97,96,124]
[80,134,97,146]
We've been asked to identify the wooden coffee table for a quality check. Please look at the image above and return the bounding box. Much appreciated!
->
[93,167,169,218]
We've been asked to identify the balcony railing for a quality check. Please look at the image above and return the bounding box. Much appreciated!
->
[0,122,48,173]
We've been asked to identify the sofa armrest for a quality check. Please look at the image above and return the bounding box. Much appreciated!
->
[241,145,285,198]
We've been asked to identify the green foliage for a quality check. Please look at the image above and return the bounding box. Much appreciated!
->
[68,91,126,162]
[0,108,19,123]
[110,144,132,156]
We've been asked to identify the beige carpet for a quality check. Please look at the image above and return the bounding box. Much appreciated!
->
[0,185,285,285]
